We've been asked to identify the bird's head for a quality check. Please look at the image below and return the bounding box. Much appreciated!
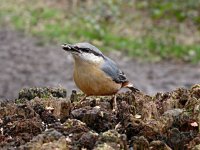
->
[62,42,104,64]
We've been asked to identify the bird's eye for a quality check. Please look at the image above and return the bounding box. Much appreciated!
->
[81,48,90,53]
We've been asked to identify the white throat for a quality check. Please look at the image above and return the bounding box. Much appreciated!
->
[73,53,104,64]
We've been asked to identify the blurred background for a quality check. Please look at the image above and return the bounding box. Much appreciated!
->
[0,0,200,99]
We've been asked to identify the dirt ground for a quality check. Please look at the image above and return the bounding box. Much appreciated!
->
[0,86,200,149]
[0,28,200,100]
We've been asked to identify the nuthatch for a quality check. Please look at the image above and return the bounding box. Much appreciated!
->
[62,42,139,110]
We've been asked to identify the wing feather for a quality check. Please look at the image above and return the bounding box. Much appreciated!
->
[101,57,128,84]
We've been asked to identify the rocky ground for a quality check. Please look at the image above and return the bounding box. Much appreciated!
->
[0,28,200,100]
[0,85,200,150]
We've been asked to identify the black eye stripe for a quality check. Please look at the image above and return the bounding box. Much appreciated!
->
[81,48,90,53]
[80,48,103,57]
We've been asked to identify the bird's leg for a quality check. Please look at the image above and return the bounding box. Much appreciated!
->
[73,95,87,109]
[112,94,118,112]
[79,95,87,103]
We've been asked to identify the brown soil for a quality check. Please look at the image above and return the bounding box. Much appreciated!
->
[0,86,200,149]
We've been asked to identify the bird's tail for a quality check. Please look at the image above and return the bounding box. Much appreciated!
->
[122,82,140,92]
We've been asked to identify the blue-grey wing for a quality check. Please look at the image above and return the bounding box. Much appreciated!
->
[101,57,128,83]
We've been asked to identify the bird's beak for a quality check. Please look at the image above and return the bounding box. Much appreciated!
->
[62,44,80,53]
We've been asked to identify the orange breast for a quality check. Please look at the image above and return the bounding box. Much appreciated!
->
[73,61,121,96]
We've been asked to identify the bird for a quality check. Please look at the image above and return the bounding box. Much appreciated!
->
[62,42,139,111]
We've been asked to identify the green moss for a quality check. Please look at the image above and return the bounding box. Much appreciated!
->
[18,87,67,100]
